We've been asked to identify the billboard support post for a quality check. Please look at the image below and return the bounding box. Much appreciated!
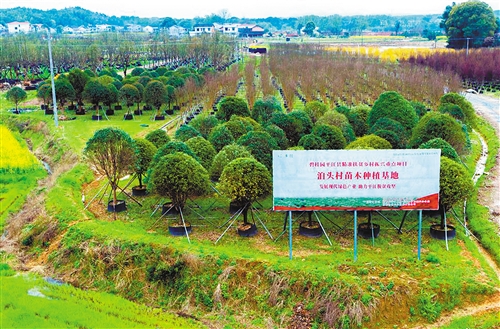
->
[418,210,422,260]
[288,211,293,260]
[354,210,358,262]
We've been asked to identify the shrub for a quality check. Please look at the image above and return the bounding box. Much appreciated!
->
[368,91,418,132]
[304,100,328,123]
[409,112,466,154]
[298,134,324,150]
[410,101,428,118]
[224,118,252,140]
[312,124,346,149]
[237,131,278,171]
[251,96,282,124]
[369,117,408,139]
[216,96,250,121]
[175,125,201,142]
[210,144,254,181]
[346,134,392,150]
[439,156,473,211]
[151,140,198,164]
[373,129,403,149]
[346,104,370,137]
[419,138,460,163]
[145,129,170,149]
[316,110,356,143]
[208,124,235,152]
[186,136,217,170]
[189,115,219,139]
[264,124,288,150]
[439,92,476,127]
[438,103,465,122]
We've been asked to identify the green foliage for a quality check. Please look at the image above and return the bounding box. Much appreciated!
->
[145,129,170,149]
[368,91,418,133]
[151,140,198,164]
[83,128,136,204]
[210,144,254,181]
[439,156,473,211]
[419,138,460,163]
[369,117,409,143]
[409,112,466,155]
[346,134,392,150]
[216,96,250,121]
[218,157,272,203]
[208,124,235,152]
[237,130,278,171]
[298,134,324,150]
[224,117,253,140]
[82,79,108,111]
[439,92,476,127]
[68,68,90,104]
[119,84,140,113]
[251,96,282,124]
[373,129,403,149]
[148,152,210,212]
[316,110,355,143]
[411,101,428,118]
[303,100,328,123]
[189,115,219,139]
[346,104,370,137]
[175,124,202,142]
[144,80,166,114]
[445,1,498,49]
[130,67,145,76]
[312,124,346,149]
[270,110,313,146]
[133,138,157,188]
[54,78,76,108]
[186,136,217,170]
[438,103,465,121]
[417,292,442,322]
[5,86,27,110]
[265,124,288,150]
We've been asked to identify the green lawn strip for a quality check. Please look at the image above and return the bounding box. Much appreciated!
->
[0,264,205,329]
[440,311,500,329]
[466,116,500,266]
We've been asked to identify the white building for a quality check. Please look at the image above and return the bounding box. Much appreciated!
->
[7,21,31,34]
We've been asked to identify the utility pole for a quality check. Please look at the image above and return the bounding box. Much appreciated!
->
[47,28,58,127]
[466,37,470,56]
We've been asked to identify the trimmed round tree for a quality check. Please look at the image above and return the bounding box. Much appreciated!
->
[346,104,370,137]
[6,86,27,112]
[152,140,199,164]
[218,157,272,227]
[373,130,403,149]
[189,115,219,139]
[144,80,166,117]
[210,144,254,181]
[208,124,235,152]
[304,100,328,123]
[83,128,136,209]
[346,134,392,150]
[145,129,171,149]
[224,118,252,140]
[408,112,466,155]
[237,130,278,171]
[216,96,251,121]
[133,138,157,193]
[251,96,282,124]
[312,124,346,150]
[437,156,473,229]
[186,136,217,170]
[148,152,210,222]
[54,77,76,115]
[83,79,108,115]
[119,84,141,116]
[367,91,418,133]
[298,134,325,150]
[175,124,201,142]
[438,103,465,122]
[316,110,356,143]
[419,138,460,163]
[439,92,475,126]
[265,124,288,150]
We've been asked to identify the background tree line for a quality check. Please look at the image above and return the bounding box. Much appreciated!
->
[2,6,497,37]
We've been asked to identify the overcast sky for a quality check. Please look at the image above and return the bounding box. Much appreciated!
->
[1,0,499,19]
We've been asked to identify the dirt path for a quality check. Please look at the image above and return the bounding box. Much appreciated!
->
[410,94,500,328]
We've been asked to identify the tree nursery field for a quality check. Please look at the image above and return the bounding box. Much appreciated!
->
[1,41,499,329]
